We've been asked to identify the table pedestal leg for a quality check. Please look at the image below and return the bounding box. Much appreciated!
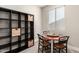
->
[51,40,53,53]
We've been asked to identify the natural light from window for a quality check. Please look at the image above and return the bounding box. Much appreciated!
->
[48,9,55,24]
[56,7,64,21]
[48,7,64,24]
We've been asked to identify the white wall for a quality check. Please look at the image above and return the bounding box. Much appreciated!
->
[0,5,42,42]
[65,6,79,52]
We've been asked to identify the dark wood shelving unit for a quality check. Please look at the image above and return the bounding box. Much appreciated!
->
[0,7,34,53]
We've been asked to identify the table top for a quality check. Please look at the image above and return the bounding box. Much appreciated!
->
[45,35,64,40]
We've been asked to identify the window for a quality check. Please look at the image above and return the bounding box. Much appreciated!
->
[48,7,64,24]
[48,6,65,34]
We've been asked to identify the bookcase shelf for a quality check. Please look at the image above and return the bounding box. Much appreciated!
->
[0,7,34,53]
[0,18,9,20]
[0,36,10,39]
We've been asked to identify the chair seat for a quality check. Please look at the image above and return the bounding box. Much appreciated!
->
[54,44,65,49]
[40,41,51,47]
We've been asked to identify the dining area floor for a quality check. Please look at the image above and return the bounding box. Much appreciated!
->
[20,41,71,53]
[20,42,38,53]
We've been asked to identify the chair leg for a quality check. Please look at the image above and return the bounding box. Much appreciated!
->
[38,47,39,53]
[38,48,40,53]
[42,46,44,53]
[47,46,51,53]
[66,47,67,53]
[44,47,47,53]
[38,48,39,53]
[53,47,54,53]
[53,47,55,53]
[59,49,60,53]
[50,45,51,53]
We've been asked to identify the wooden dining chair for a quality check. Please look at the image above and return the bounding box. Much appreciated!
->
[37,34,51,53]
[53,36,69,53]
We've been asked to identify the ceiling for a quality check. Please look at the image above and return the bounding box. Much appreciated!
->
[39,5,47,7]
[36,5,47,8]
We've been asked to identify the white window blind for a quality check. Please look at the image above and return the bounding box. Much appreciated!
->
[48,7,64,24]
[56,7,64,21]
[48,9,55,24]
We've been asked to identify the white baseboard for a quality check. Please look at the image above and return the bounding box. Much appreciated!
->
[68,45,79,53]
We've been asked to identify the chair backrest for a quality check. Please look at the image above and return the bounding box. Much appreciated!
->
[37,34,44,45]
[59,36,69,44]
[37,34,43,41]
[37,34,50,46]
[43,31,49,36]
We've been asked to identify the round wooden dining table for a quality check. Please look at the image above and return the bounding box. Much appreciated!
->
[45,35,64,53]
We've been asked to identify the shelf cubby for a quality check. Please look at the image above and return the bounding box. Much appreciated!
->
[12,13,18,20]
[21,14,25,20]
[0,47,10,53]
[12,45,18,50]
[21,35,25,40]
[0,20,9,28]
[21,42,25,47]
[12,36,18,42]
[0,11,9,19]
[12,21,18,28]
